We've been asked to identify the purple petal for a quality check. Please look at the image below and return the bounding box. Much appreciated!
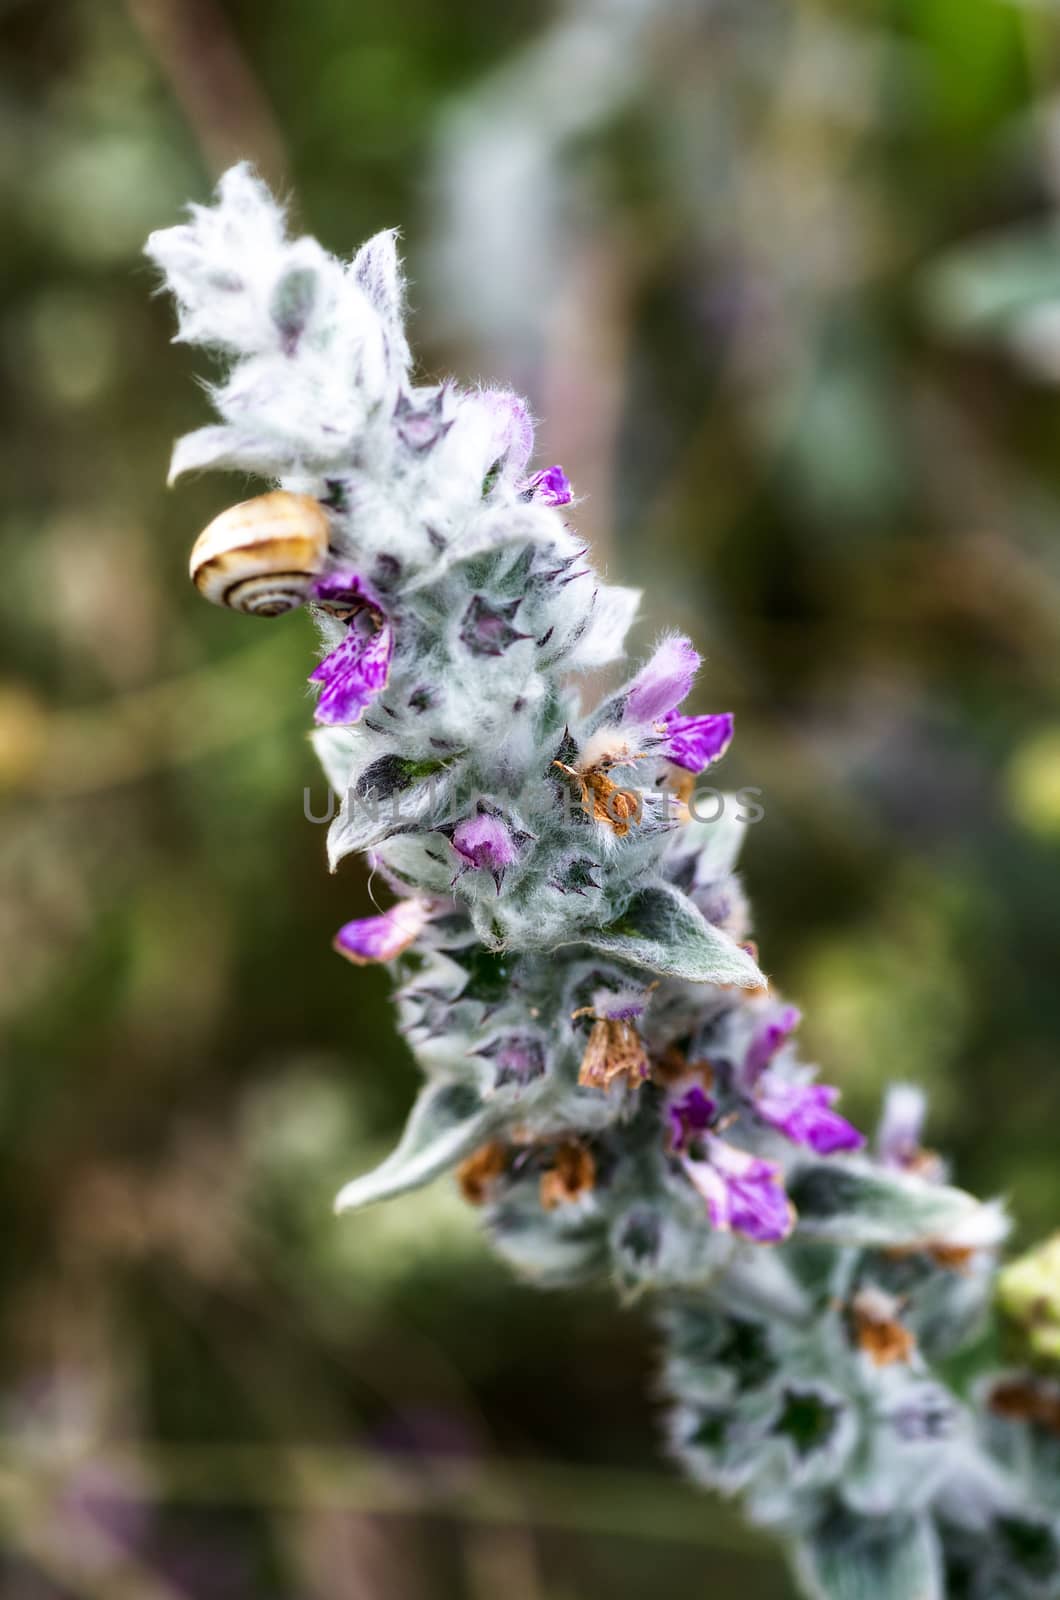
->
[623,636,701,725]
[310,614,393,725]
[658,711,734,773]
[452,813,518,877]
[527,465,573,507]
[333,898,431,964]
[667,1084,717,1152]
[687,1137,794,1243]
[725,1176,794,1243]
[310,572,394,726]
[684,1157,731,1229]
[743,1004,802,1084]
[312,570,384,615]
[754,1074,865,1155]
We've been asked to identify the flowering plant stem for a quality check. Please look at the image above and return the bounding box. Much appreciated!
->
[148,167,1060,1600]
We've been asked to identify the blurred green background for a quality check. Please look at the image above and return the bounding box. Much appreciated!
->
[3,0,1060,1593]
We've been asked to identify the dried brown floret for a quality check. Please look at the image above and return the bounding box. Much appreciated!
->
[456,1141,507,1206]
[578,1018,649,1091]
[539,1140,597,1210]
[851,1288,915,1367]
[987,1377,1060,1435]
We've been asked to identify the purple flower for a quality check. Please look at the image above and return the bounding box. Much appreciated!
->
[619,639,733,776]
[754,1074,864,1155]
[333,897,431,965]
[452,812,518,889]
[527,466,573,507]
[668,1084,717,1152]
[656,711,734,773]
[459,595,531,657]
[310,572,394,726]
[685,1136,794,1243]
[742,1003,802,1085]
[623,635,701,725]
[736,1004,863,1153]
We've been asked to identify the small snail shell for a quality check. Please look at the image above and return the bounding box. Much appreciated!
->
[189,491,330,617]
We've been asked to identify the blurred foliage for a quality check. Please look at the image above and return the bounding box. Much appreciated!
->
[3,0,1060,1593]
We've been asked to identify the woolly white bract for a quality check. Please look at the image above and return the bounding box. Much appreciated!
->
[149,168,1060,1600]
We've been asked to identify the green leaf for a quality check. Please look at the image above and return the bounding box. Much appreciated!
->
[788,1161,1005,1249]
[794,1507,943,1600]
[564,883,764,987]
[334,1080,496,1213]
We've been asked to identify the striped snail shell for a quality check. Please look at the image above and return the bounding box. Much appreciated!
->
[189,491,330,617]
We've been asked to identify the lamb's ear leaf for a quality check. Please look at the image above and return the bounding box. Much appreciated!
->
[488,1195,611,1290]
[334,1080,495,1213]
[678,801,749,879]
[794,1507,943,1600]
[566,883,764,988]
[564,584,641,670]
[168,425,292,483]
[788,1161,1008,1250]
[352,227,406,326]
[325,755,461,868]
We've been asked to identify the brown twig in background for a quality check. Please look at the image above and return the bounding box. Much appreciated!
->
[125,0,288,188]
